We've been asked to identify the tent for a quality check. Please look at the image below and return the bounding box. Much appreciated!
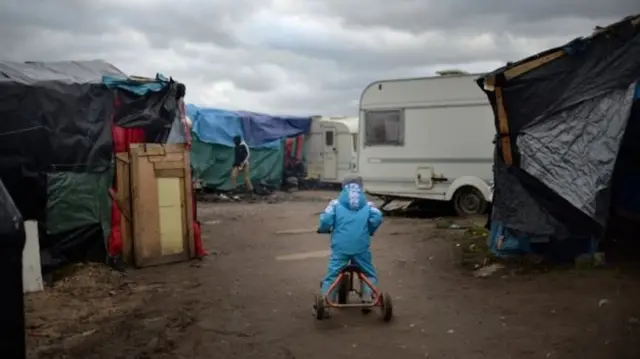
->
[0,60,185,272]
[187,105,311,191]
[475,15,640,259]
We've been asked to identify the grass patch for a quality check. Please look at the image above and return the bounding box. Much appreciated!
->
[457,226,493,271]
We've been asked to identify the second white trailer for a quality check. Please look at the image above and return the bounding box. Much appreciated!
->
[306,116,358,184]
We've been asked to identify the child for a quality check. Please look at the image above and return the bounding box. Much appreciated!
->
[316,176,383,307]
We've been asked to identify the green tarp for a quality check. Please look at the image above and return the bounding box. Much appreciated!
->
[46,170,112,239]
[190,139,284,190]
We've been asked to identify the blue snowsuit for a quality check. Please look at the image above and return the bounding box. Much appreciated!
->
[318,182,383,299]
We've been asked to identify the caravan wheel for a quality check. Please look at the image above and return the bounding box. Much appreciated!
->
[453,186,487,217]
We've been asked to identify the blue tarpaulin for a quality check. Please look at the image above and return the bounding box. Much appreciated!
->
[187,105,312,148]
[102,73,170,95]
[187,105,248,146]
[237,111,312,147]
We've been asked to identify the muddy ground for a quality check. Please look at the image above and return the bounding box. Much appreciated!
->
[26,191,640,359]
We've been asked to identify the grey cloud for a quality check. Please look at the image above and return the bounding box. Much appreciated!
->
[1,0,636,116]
[0,0,258,52]
[306,0,638,35]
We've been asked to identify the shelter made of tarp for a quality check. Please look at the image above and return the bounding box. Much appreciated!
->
[187,104,311,190]
[476,14,640,243]
[191,140,285,190]
[0,60,184,268]
[187,104,312,148]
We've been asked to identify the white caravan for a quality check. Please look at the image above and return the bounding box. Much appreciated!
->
[306,116,358,184]
[356,74,494,216]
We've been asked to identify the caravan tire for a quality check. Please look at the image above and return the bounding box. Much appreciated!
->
[452,186,487,217]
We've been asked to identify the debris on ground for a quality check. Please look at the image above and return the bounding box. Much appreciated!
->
[25,263,201,359]
[473,263,506,278]
[574,252,607,269]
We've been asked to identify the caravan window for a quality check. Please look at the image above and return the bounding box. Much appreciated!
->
[325,131,334,146]
[352,134,358,152]
[364,110,404,146]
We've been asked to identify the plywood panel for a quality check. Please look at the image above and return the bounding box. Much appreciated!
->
[157,178,185,255]
[129,143,193,267]
[131,148,162,267]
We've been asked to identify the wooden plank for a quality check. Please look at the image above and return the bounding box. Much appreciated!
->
[115,152,130,163]
[495,87,514,166]
[163,144,187,153]
[503,50,565,80]
[148,153,184,163]
[131,150,163,267]
[115,156,134,264]
[184,149,195,259]
[130,143,166,157]
[153,161,185,170]
[155,168,185,178]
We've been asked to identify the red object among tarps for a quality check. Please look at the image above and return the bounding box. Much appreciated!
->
[107,93,206,260]
[284,135,305,168]
[294,134,304,161]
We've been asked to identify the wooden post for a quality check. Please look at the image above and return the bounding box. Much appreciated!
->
[495,87,513,166]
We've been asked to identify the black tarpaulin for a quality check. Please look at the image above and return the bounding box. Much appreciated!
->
[0,60,125,223]
[0,60,185,273]
[0,60,126,174]
[477,14,640,239]
[0,178,26,358]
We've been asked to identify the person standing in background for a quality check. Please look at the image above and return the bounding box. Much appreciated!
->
[230,135,254,193]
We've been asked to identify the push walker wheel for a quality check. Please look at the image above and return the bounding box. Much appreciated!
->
[314,294,326,321]
[379,292,393,322]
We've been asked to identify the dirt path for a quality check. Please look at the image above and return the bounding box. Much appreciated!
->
[26,192,640,358]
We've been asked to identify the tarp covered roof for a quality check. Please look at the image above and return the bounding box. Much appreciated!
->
[476,14,640,238]
[0,60,126,85]
[187,104,312,148]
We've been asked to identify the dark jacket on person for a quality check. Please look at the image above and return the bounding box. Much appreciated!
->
[233,140,250,167]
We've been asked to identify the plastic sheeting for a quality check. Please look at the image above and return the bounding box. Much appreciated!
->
[187,105,311,148]
[191,139,284,190]
[45,171,112,237]
[0,179,22,236]
[0,178,26,359]
[478,15,640,241]
[236,111,312,147]
[0,60,124,174]
[491,154,569,238]
[104,74,182,132]
[188,106,249,146]
[517,83,637,223]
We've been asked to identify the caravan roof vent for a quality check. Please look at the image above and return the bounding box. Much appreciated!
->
[436,69,469,76]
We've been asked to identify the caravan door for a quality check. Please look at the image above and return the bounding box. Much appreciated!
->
[322,127,338,180]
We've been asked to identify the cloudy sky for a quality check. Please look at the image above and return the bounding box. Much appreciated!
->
[1,1,637,116]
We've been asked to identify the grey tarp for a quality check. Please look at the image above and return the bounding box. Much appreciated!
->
[492,154,570,238]
[479,15,640,240]
[517,83,637,228]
